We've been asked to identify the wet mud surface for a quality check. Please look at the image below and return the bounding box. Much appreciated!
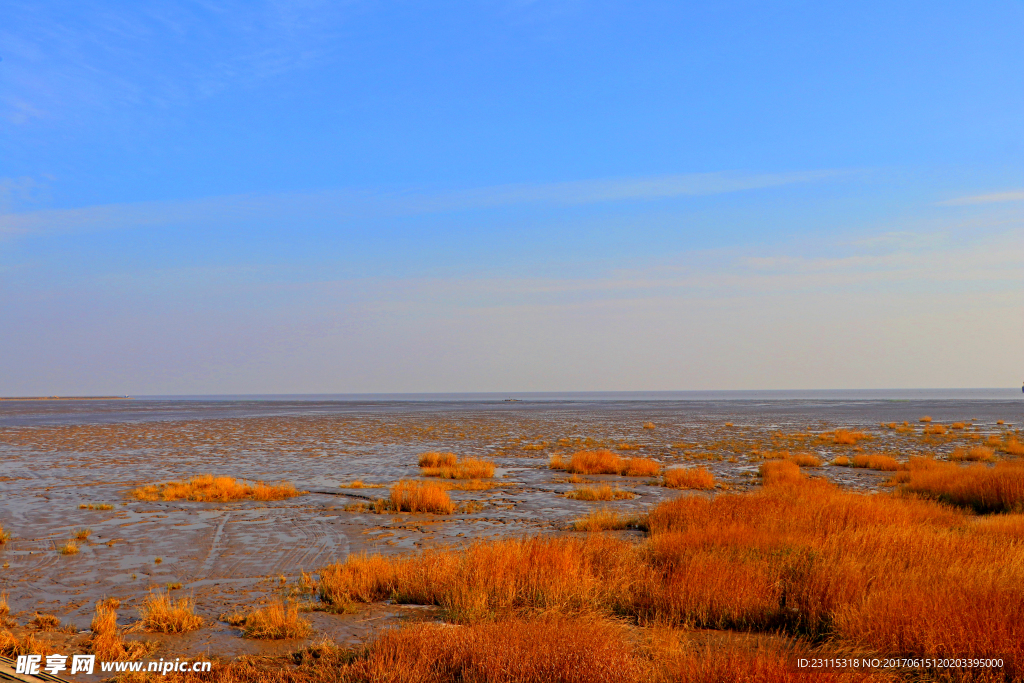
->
[0,396,1020,679]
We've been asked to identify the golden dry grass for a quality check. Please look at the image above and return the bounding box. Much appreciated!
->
[950,446,997,462]
[1003,437,1024,456]
[58,539,79,555]
[642,421,656,429]
[565,484,635,501]
[417,451,457,467]
[0,592,7,621]
[29,613,61,631]
[130,474,301,502]
[388,480,455,514]
[828,428,870,445]
[139,590,203,633]
[924,424,949,435]
[896,460,1024,513]
[421,456,496,479]
[789,453,822,467]
[832,455,851,466]
[313,479,1023,679]
[551,449,660,477]
[73,527,92,540]
[851,453,900,471]
[340,480,385,489]
[663,467,715,490]
[758,460,802,485]
[0,524,10,545]
[571,508,635,532]
[238,600,312,639]
[920,415,933,422]
[79,503,115,510]
[90,601,151,661]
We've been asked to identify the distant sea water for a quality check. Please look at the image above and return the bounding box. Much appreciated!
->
[0,389,1021,428]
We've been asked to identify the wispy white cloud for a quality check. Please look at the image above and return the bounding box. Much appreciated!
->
[938,190,1024,206]
[0,170,834,238]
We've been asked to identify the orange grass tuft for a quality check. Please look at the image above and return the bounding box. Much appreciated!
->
[758,460,803,485]
[550,449,660,477]
[90,601,151,661]
[139,590,203,633]
[832,456,851,466]
[923,424,948,435]
[571,508,635,532]
[388,480,455,514]
[239,600,312,639]
[0,525,11,545]
[898,460,1024,513]
[789,453,822,467]
[851,454,900,471]
[663,467,715,490]
[417,451,457,468]
[565,484,635,501]
[950,446,996,462]
[829,429,870,445]
[421,456,496,479]
[920,416,933,422]
[130,474,301,502]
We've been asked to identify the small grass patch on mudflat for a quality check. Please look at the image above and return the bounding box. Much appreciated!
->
[235,600,312,640]
[131,474,302,502]
[550,449,660,477]
[389,480,455,514]
[565,484,635,501]
[663,467,715,490]
[139,590,203,633]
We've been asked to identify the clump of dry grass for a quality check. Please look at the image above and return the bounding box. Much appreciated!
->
[130,475,301,502]
[90,601,151,661]
[388,480,455,514]
[920,416,933,422]
[663,467,715,490]
[827,429,870,445]
[421,456,496,479]
[236,600,312,640]
[571,508,635,532]
[0,592,8,623]
[1003,436,1024,456]
[29,613,62,631]
[0,630,52,658]
[832,455,851,466]
[58,539,79,555]
[565,484,635,501]
[897,460,1024,513]
[418,451,457,468]
[951,422,966,430]
[79,503,115,510]
[642,421,656,429]
[923,424,948,435]
[852,454,900,471]
[0,524,11,545]
[73,527,92,541]
[550,449,660,477]
[340,480,384,489]
[950,445,996,462]
[789,453,822,467]
[139,590,203,633]
[758,460,802,485]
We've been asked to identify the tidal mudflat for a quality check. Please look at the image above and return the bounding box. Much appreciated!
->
[1,394,1021,681]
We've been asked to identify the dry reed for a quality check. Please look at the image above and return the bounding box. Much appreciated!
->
[130,474,301,502]
[139,590,203,633]
[852,454,900,471]
[663,467,715,490]
[238,600,312,639]
[388,480,455,514]
[565,484,635,501]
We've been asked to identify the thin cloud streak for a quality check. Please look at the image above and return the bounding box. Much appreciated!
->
[0,170,836,238]
[938,190,1024,206]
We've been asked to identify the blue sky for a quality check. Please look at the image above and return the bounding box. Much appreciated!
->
[1,1,1022,394]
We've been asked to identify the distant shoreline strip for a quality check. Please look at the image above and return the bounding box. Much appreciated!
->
[0,396,132,401]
